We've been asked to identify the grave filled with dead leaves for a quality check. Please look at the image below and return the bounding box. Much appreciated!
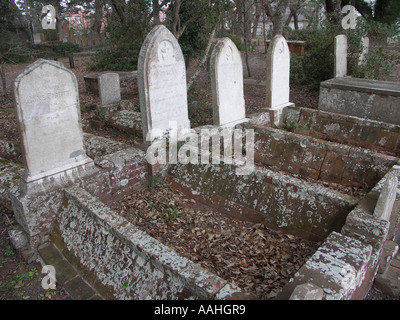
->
[116,180,321,300]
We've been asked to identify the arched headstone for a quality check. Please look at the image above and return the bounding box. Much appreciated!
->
[265,35,294,125]
[13,59,95,195]
[138,25,190,141]
[210,37,247,127]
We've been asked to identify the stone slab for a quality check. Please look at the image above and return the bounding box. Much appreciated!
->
[320,77,400,97]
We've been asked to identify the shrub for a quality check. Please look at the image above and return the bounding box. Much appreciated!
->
[52,42,80,57]
[88,1,151,71]
[289,23,338,90]
[226,33,256,52]
[289,19,400,90]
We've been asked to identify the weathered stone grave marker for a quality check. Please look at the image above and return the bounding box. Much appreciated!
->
[138,25,190,141]
[13,59,95,196]
[359,36,369,66]
[335,34,348,77]
[265,34,294,126]
[99,72,121,106]
[210,37,248,127]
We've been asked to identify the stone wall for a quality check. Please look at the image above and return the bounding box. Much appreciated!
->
[319,78,400,125]
[2,134,147,250]
[278,165,400,300]
[168,163,358,241]
[284,106,400,154]
[244,122,399,188]
[52,185,249,300]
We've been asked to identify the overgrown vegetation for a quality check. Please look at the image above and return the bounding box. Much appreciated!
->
[289,18,400,90]
[0,3,32,65]
[87,1,152,71]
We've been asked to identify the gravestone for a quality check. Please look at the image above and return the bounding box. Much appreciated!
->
[62,21,69,43]
[13,59,95,195]
[359,36,369,66]
[138,25,190,141]
[265,35,294,126]
[33,33,42,44]
[210,37,248,127]
[68,27,75,44]
[99,72,121,106]
[82,33,88,48]
[335,35,348,77]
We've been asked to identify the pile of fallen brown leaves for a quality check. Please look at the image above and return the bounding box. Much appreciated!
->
[118,181,321,300]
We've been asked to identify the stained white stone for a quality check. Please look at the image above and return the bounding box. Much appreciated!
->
[358,36,369,66]
[99,72,121,106]
[289,283,324,300]
[374,174,398,222]
[138,25,190,141]
[265,35,293,126]
[335,35,348,78]
[13,59,94,195]
[210,37,247,127]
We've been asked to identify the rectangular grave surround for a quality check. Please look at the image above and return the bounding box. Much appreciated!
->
[241,121,399,189]
[319,78,400,125]
[283,106,400,155]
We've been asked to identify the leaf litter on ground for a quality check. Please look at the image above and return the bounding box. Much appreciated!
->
[117,180,321,300]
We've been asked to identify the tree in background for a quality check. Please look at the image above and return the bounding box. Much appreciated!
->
[324,0,400,25]
[89,0,231,73]
[289,0,399,90]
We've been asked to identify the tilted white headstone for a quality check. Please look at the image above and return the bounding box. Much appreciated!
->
[210,37,247,127]
[358,36,369,66]
[99,72,121,106]
[138,25,190,141]
[265,35,293,126]
[335,34,348,78]
[13,59,95,195]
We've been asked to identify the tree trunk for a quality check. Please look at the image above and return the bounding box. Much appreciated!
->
[22,0,34,45]
[110,0,127,24]
[262,0,290,37]
[293,13,299,29]
[1,63,7,97]
[324,0,342,23]
[285,12,293,26]
[263,12,267,53]
[93,0,104,33]
[187,26,217,92]
[242,0,252,77]
[252,3,262,38]
[152,0,161,25]
[171,0,181,38]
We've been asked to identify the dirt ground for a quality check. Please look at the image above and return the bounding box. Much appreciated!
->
[0,46,398,300]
